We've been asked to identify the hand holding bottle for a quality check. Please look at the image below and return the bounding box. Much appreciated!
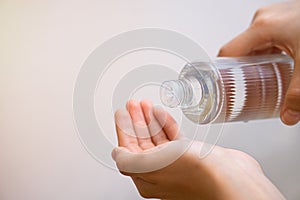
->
[218,0,300,125]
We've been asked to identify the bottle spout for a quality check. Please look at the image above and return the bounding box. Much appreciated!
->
[160,80,184,108]
[160,78,202,108]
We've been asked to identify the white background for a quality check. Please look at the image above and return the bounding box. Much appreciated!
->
[0,0,299,199]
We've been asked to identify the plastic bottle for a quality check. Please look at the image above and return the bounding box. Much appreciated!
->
[160,54,294,124]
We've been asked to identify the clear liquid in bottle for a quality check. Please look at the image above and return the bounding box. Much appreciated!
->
[160,54,294,124]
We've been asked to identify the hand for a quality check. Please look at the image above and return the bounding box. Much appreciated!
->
[218,0,300,125]
[112,100,285,200]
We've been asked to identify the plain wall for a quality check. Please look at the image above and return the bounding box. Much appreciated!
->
[0,0,299,200]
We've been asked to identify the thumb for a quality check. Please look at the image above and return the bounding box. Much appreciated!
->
[218,27,271,57]
[111,139,190,173]
[281,52,300,125]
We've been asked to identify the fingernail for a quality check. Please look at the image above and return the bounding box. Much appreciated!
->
[283,109,300,125]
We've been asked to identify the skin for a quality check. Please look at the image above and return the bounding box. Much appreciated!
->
[218,0,300,125]
[114,99,285,200]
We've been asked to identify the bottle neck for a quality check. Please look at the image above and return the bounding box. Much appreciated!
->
[160,61,223,124]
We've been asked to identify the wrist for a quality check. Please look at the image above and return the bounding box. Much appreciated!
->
[208,151,285,200]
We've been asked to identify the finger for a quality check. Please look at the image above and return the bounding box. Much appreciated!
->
[140,100,170,145]
[281,53,300,125]
[127,100,155,150]
[153,106,180,140]
[250,47,282,56]
[218,27,272,57]
[114,109,143,152]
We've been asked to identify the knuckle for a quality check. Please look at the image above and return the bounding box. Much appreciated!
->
[218,46,228,56]
[252,7,278,28]
[252,15,274,28]
[254,6,267,17]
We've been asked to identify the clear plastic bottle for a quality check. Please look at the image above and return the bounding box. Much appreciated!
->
[160,54,294,124]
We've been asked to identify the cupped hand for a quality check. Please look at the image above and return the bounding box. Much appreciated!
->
[112,100,285,200]
[218,1,300,125]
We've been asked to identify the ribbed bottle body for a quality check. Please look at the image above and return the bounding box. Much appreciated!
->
[216,55,293,122]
